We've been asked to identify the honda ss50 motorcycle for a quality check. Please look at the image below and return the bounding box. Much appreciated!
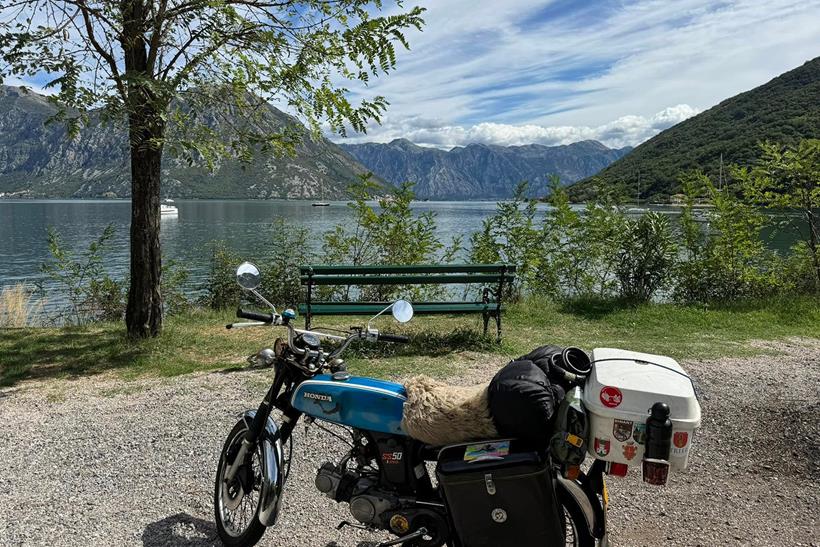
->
[214,262,609,547]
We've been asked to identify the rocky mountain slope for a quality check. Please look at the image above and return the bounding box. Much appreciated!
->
[0,85,373,199]
[340,139,631,199]
[569,56,820,202]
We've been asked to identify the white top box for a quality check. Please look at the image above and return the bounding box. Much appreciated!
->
[582,348,702,469]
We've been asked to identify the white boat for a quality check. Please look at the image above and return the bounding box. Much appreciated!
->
[160,199,178,216]
[312,180,330,206]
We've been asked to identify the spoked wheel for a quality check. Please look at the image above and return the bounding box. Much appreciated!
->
[214,421,267,547]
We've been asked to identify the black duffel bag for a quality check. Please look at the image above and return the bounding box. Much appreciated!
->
[487,359,560,446]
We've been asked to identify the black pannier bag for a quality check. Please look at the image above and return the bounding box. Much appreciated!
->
[487,359,561,446]
[436,441,565,547]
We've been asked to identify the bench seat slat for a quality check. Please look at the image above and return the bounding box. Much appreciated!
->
[299,264,516,275]
[300,273,513,286]
[297,301,502,315]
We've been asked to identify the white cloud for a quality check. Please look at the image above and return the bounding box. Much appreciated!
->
[334,104,700,149]
[335,0,820,146]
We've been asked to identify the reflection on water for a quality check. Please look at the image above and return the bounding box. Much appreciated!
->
[0,199,800,312]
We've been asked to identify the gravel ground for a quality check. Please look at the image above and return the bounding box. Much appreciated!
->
[1,338,818,547]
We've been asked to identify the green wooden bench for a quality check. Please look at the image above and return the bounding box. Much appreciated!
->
[298,264,517,340]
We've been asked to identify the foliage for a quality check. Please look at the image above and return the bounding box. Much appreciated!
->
[0,283,43,328]
[469,182,540,298]
[322,178,461,301]
[616,211,678,302]
[673,172,780,303]
[40,224,120,325]
[0,1,425,157]
[202,220,312,310]
[201,242,243,311]
[737,139,820,291]
[568,57,820,202]
[39,225,190,323]
[535,179,626,299]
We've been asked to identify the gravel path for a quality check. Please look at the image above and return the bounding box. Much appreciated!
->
[1,338,818,546]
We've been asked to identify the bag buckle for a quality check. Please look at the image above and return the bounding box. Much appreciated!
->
[484,473,496,495]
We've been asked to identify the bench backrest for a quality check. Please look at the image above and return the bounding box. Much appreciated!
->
[299,264,516,286]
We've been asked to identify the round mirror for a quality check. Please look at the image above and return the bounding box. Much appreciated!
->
[236,261,261,289]
[391,299,414,323]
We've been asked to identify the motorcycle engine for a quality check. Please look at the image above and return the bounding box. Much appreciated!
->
[315,463,398,527]
[315,462,449,545]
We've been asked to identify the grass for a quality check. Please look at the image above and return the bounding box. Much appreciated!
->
[1,296,819,389]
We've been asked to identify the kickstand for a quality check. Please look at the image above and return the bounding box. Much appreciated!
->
[375,527,428,547]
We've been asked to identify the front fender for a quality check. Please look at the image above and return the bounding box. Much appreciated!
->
[241,410,284,527]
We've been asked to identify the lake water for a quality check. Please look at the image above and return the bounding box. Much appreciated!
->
[0,199,799,313]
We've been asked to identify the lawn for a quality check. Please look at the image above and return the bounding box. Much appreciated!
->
[1,296,819,388]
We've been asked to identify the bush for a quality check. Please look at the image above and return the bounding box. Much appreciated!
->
[470,182,540,299]
[202,219,311,310]
[40,224,122,325]
[535,179,626,299]
[673,172,782,303]
[616,211,677,302]
[322,177,461,302]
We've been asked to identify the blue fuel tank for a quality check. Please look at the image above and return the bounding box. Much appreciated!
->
[291,374,407,436]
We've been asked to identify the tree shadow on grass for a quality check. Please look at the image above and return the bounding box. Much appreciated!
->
[0,326,144,388]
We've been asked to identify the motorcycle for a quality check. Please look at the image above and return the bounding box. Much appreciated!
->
[214,262,609,547]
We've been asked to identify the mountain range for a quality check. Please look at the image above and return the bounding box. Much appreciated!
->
[569,56,820,202]
[340,139,631,199]
[0,85,630,200]
[0,85,372,199]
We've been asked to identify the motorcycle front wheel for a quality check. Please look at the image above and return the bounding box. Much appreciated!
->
[214,420,268,547]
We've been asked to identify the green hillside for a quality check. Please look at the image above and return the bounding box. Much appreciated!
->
[569,56,820,202]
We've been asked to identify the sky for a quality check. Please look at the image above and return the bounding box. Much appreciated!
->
[4,0,819,151]
[329,0,820,149]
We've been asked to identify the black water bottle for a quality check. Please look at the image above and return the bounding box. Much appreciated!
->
[645,402,673,460]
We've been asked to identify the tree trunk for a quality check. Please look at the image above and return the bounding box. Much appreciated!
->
[121,0,166,338]
[125,137,164,338]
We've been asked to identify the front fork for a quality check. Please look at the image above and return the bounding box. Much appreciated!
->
[222,370,301,517]
[224,370,292,482]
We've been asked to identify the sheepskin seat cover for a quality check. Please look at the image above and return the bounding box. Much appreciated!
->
[401,375,499,446]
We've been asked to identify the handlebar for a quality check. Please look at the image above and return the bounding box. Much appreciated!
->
[378,333,410,344]
[236,308,275,323]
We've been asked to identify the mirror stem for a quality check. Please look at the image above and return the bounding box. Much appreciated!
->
[366,302,394,331]
[249,288,277,314]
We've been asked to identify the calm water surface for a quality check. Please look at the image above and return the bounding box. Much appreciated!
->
[0,199,798,312]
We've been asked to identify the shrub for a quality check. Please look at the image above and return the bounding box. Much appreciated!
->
[322,177,461,301]
[673,172,782,303]
[616,211,678,302]
[40,224,121,325]
[202,219,311,310]
[469,182,540,299]
[535,178,626,299]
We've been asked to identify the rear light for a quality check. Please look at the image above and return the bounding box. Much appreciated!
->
[606,462,628,477]
[642,458,670,486]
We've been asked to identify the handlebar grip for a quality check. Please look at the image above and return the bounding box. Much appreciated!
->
[378,333,410,344]
[236,308,274,323]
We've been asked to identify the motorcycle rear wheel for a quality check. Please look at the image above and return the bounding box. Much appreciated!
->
[558,488,595,547]
[214,420,267,547]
